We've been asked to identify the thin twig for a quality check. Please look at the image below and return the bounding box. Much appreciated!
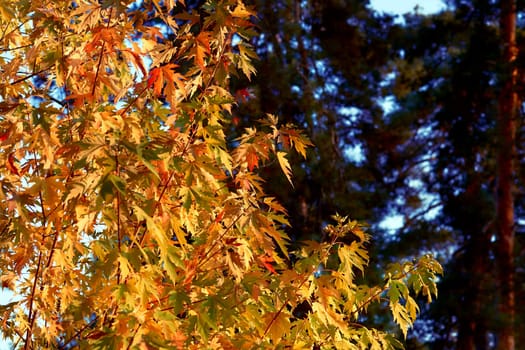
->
[58,315,98,350]
[24,252,43,350]
[197,211,245,270]
[24,151,50,349]
[125,323,142,350]
[91,9,113,97]
[0,19,30,43]
[118,84,147,116]
[0,44,32,52]
[261,234,339,339]
[4,66,53,86]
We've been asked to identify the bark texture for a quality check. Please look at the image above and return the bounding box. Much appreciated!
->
[497,0,517,349]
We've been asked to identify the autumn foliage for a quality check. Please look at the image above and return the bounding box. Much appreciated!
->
[0,0,441,348]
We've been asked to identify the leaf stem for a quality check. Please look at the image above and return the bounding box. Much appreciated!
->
[91,9,112,97]
[24,151,50,349]
[261,234,339,340]
[6,66,53,86]
[58,315,98,350]
[197,210,245,270]
[24,252,43,350]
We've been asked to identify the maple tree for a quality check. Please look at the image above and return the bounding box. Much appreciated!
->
[0,0,441,348]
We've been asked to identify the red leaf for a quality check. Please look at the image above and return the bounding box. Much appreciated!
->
[259,255,277,275]
[148,67,161,90]
[214,209,225,223]
[236,88,251,102]
[123,49,146,77]
[6,153,19,176]
[0,130,9,142]
[86,330,107,340]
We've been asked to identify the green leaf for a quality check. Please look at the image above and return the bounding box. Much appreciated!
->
[387,280,408,304]
[137,143,161,181]
[169,290,191,316]
[237,43,258,79]
[107,174,126,195]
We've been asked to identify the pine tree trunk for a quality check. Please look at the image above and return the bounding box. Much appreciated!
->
[497,0,517,349]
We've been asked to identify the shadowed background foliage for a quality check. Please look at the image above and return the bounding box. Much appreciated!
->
[224,0,525,348]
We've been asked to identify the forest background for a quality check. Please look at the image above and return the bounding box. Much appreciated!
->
[230,0,522,348]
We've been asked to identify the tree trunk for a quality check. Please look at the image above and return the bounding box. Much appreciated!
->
[497,0,517,349]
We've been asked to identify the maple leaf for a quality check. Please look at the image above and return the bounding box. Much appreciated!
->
[231,3,256,18]
[0,1,15,20]
[6,153,19,176]
[172,331,187,350]
[0,129,10,142]
[279,127,313,158]
[0,102,19,114]
[235,88,252,102]
[237,43,257,79]
[277,151,293,187]
[148,64,186,107]
[148,66,161,91]
[121,48,147,77]
[263,312,290,344]
[390,302,412,339]
[193,31,211,70]
[258,255,277,275]
[246,146,259,171]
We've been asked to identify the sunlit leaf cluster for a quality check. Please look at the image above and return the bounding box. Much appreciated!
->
[0,0,441,348]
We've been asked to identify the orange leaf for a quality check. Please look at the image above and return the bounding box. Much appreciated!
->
[183,259,197,290]
[0,102,19,114]
[148,64,186,100]
[160,64,186,91]
[148,67,161,91]
[195,32,211,53]
[193,32,211,69]
[194,44,206,70]
[173,331,187,350]
[246,152,258,172]
[122,49,146,77]
[145,26,164,40]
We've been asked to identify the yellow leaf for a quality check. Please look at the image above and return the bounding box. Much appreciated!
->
[390,302,411,338]
[277,151,293,187]
[263,312,290,344]
[406,295,420,322]
[0,2,15,20]
[117,255,134,280]
[171,216,188,249]
[231,3,256,18]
